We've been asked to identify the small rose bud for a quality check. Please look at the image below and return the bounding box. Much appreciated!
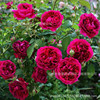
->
[81,62,86,68]
[41,0,44,4]
[59,2,65,8]
[57,43,62,48]
[69,49,75,56]
[73,6,76,10]
[34,44,38,49]
[11,36,16,41]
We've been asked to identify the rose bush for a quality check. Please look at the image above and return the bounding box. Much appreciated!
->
[0,0,100,100]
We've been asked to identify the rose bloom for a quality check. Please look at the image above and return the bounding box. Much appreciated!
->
[13,40,30,59]
[78,13,100,38]
[55,57,81,85]
[67,39,93,63]
[36,46,62,70]
[6,2,13,9]
[12,3,36,20]
[40,10,64,32]
[0,60,16,80]
[9,78,29,100]
[59,2,65,8]
[32,67,47,83]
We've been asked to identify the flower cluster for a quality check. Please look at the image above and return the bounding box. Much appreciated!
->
[1,1,98,100]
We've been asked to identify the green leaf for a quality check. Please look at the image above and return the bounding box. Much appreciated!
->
[62,36,72,51]
[62,20,72,29]
[72,24,79,30]
[15,69,23,76]
[87,64,95,78]
[27,43,34,58]
[70,0,78,5]
[79,0,91,9]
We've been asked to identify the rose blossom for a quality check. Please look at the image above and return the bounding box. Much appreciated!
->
[78,13,100,38]
[9,78,29,100]
[6,2,13,9]
[0,60,16,80]
[31,67,47,83]
[40,10,64,32]
[12,3,36,20]
[36,46,62,70]
[67,39,93,63]
[55,57,81,85]
[13,40,30,59]
[59,2,65,8]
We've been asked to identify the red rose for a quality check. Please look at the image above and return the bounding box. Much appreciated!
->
[55,57,81,85]
[6,2,13,9]
[9,78,28,100]
[0,60,16,80]
[13,40,30,59]
[78,13,100,38]
[67,39,93,63]
[40,10,64,32]
[32,67,47,83]
[36,46,62,70]
[12,3,36,20]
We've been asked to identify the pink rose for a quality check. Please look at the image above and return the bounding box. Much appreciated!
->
[67,39,93,63]
[6,2,13,9]
[0,60,16,80]
[12,3,36,20]
[9,78,29,100]
[13,40,30,59]
[78,13,100,38]
[36,46,62,70]
[40,10,64,32]
[55,57,81,85]
[32,67,47,83]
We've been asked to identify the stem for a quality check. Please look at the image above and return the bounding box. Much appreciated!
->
[53,0,58,10]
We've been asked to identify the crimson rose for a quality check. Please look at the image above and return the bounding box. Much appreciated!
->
[13,40,30,59]
[36,46,62,70]
[9,78,29,100]
[78,13,100,38]
[55,57,81,85]
[0,60,16,80]
[67,39,93,63]
[40,10,64,32]
[32,67,47,83]
[12,3,36,20]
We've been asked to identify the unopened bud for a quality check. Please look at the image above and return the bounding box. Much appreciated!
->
[69,49,75,56]
[34,44,38,49]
